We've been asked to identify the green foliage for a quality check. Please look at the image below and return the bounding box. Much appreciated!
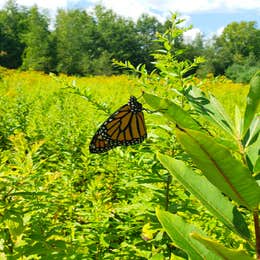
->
[225,53,260,83]
[55,9,96,75]
[93,5,138,63]
[0,12,259,260]
[21,6,52,72]
[174,127,260,209]
[136,14,164,68]
[156,155,250,240]
[216,21,260,64]
[243,70,260,136]
[0,71,181,258]
[0,1,259,80]
[201,21,260,81]
[190,233,253,260]
[0,2,165,75]
[117,14,259,259]
[90,51,113,76]
[0,0,28,68]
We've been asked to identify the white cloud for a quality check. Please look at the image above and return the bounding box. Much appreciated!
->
[204,26,224,42]
[179,15,192,25]
[18,0,67,10]
[93,0,171,22]
[0,0,67,10]
[98,0,148,21]
[183,28,202,43]
[156,0,260,14]
[216,26,224,36]
[1,0,259,15]
[86,0,260,20]
[0,1,5,8]
[0,0,258,37]
[222,0,260,10]
[79,0,260,25]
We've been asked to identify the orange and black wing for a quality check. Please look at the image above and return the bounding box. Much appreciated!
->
[89,96,147,153]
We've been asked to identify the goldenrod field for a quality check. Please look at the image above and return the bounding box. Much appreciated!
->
[0,68,251,259]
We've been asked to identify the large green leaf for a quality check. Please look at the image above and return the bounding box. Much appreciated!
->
[254,157,260,174]
[243,71,260,136]
[243,116,260,148]
[143,92,201,130]
[157,153,250,240]
[184,86,235,136]
[245,128,260,172]
[234,105,243,139]
[156,209,219,259]
[175,128,260,209]
[191,233,253,260]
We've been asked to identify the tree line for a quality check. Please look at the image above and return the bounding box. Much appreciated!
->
[0,0,259,82]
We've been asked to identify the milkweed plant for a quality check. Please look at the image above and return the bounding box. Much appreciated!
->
[115,13,260,259]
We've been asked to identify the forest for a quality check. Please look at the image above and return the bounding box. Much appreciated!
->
[0,0,260,82]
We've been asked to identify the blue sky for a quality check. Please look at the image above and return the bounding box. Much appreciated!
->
[0,0,259,39]
[189,10,260,34]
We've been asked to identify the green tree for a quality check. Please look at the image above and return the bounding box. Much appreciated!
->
[55,9,96,75]
[183,33,204,59]
[180,32,206,76]
[225,53,260,83]
[21,6,51,72]
[0,0,28,68]
[135,14,163,70]
[213,21,260,74]
[93,5,140,65]
[196,41,217,77]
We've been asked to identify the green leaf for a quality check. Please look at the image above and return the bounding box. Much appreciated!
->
[157,153,250,240]
[245,131,260,172]
[143,93,201,130]
[191,233,253,260]
[184,86,235,136]
[163,41,171,51]
[156,209,219,259]
[243,116,260,147]
[234,105,243,138]
[208,94,235,134]
[254,157,260,173]
[243,71,260,136]
[150,253,165,260]
[4,213,24,238]
[175,128,260,209]
[10,191,50,197]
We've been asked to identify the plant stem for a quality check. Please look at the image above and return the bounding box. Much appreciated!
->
[165,174,172,211]
[253,209,260,259]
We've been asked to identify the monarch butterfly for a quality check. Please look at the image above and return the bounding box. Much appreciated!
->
[89,96,147,153]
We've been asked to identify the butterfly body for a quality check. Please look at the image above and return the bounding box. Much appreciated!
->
[89,96,147,153]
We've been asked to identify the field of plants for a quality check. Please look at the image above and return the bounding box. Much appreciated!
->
[0,64,259,259]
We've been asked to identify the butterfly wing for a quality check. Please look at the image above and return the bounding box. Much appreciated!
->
[89,97,147,153]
